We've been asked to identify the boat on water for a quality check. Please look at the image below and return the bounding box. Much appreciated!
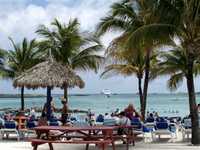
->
[101,89,112,97]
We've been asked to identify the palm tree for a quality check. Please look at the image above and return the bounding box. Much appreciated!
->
[99,0,200,143]
[36,18,104,101]
[96,0,173,119]
[160,46,200,89]
[156,0,200,144]
[6,38,41,111]
[160,45,200,144]
[101,44,159,117]
[159,46,200,144]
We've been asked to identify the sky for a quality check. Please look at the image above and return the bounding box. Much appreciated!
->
[0,0,199,94]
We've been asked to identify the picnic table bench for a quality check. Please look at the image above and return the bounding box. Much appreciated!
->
[29,126,135,150]
[31,138,112,150]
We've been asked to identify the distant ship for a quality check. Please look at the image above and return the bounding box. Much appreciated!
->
[101,89,112,97]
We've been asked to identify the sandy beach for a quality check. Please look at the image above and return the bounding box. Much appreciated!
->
[0,141,200,150]
[0,120,199,150]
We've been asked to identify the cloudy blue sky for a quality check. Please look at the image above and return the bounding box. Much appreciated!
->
[0,0,199,94]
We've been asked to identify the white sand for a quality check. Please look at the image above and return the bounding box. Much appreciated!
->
[0,141,200,150]
[1,128,200,150]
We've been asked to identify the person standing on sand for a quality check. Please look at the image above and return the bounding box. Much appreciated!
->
[61,97,68,125]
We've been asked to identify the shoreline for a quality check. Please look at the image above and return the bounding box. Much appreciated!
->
[0,92,200,99]
[0,107,88,114]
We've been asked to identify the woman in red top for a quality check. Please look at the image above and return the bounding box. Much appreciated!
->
[124,104,141,120]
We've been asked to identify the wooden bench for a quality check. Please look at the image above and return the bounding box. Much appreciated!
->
[30,138,112,150]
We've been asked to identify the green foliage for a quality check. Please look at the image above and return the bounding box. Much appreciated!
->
[159,46,200,91]
[102,40,160,84]
[6,38,41,78]
[37,18,104,73]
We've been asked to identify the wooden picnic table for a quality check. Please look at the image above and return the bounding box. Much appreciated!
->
[30,125,135,150]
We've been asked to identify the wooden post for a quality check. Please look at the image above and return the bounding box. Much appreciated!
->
[46,86,52,120]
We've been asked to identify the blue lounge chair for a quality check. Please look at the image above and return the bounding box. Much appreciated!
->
[130,117,145,139]
[144,116,155,132]
[152,118,174,141]
[20,121,37,139]
[96,114,104,123]
[0,121,20,140]
[131,117,143,131]
[48,116,60,126]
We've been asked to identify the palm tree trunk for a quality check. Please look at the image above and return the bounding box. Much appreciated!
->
[186,57,200,145]
[21,86,24,111]
[142,50,151,120]
[64,87,68,103]
[138,76,144,119]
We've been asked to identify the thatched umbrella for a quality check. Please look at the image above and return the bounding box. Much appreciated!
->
[13,58,84,119]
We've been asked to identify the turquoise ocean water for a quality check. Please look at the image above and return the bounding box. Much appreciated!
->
[0,94,200,117]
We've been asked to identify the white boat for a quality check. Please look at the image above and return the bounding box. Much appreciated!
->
[102,89,112,97]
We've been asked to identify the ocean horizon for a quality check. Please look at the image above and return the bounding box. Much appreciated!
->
[0,92,199,97]
[0,93,199,118]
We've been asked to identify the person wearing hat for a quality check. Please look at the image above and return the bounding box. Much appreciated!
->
[61,97,68,125]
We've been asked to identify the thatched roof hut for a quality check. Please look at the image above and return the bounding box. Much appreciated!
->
[13,58,84,119]
[13,58,84,89]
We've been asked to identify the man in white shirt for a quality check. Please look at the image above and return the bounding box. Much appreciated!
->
[118,111,131,126]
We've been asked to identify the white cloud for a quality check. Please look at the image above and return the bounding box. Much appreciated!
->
[0,0,129,94]
[0,0,117,49]
[0,0,191,94]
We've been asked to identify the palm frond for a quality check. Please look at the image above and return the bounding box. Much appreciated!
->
[127,23,177,49]
[101,64,139,79]
[6,37,42,77]
[96,16,129,36]
[167,72,184,91]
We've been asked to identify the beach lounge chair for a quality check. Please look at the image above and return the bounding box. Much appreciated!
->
[144,122,155,131]
[20,120,37,139]
[95,115,104,126]
[130,117,154,142]
[0,120,20,141]
[131,117,144,135]
[152,118,173,141]
[103,118,117,126]
[144,116,155,133]
[48,116,61,126]
[73,114,90,127]
[181,118,191,140]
